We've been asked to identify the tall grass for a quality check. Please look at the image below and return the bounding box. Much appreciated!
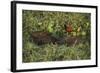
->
[22,10,91,63]
[23,42,90,63]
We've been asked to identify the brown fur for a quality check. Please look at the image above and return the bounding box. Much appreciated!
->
[31,31,81,46]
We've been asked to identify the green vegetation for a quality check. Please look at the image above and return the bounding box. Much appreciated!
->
[22,10,91,63]
[23,42,90,62]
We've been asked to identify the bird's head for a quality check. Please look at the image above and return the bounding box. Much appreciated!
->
[64,22,73,33]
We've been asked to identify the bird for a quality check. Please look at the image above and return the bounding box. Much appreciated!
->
[66,24,73,32]
[30,23,82,46]
[64,23,82,46]
[64,23,73,37]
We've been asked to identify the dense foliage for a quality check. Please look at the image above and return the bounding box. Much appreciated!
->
[22,10,91,62]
